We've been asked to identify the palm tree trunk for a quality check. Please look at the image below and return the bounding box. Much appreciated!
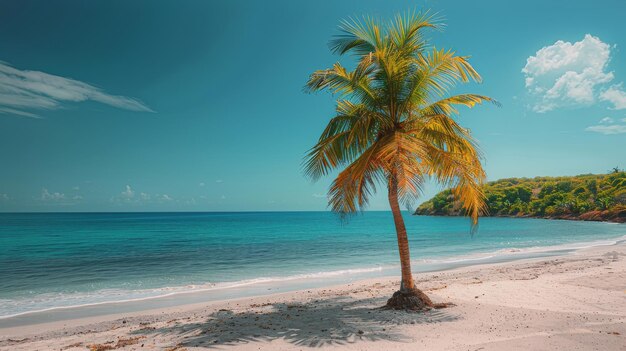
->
[387,176,415,292]
[385,176,444,310]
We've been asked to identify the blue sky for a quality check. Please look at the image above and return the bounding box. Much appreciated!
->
[0,0,625,212]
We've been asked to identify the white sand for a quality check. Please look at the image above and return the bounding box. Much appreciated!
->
[1,244,625,351]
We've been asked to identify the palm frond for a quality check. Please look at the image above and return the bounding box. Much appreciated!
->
[303,101,382,180]
[420,94,499,116]
[405,49,484,105]
[389,10,439,55]
[304,63,379,109]
[304,10,494,225]
[327,142,385,214]
[329,16,383,56]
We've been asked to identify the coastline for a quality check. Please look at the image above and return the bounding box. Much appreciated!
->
[2,241,625,350]
[414,173,626,224]
[2,232,624,326]
[413,213,626,224]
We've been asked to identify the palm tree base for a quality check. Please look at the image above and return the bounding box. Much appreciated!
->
[385,288,454,311]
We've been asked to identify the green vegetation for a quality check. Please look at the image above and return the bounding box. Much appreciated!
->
[415,172,626,223]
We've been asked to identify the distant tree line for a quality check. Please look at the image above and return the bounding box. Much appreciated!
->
[415,172,626,223]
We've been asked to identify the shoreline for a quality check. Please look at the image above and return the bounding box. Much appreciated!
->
[2,233,625,326]
[413,213,626,224]
[2,242,625,350]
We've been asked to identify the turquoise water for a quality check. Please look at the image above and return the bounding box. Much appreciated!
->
[0,212,625,320]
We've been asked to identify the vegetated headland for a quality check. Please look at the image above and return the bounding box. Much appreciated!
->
[415,172,626,223]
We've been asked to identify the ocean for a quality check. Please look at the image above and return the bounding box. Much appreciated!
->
[1,212,624,323]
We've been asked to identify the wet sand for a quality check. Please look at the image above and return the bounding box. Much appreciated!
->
[1,243,625,350]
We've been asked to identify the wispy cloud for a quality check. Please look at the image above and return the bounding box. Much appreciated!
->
[113,185,175,204]
[599,117,614,124]
[0,107,41,118]
[586,124,626,134]
[586,117,626,134]
[120,185,135,199]
[40,188,66,201]
[38,187,83,204]
[0,193,9,200]
[0,61,153,118]
[522,34,626,112]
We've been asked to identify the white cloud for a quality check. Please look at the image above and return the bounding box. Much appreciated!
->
[220,195,226,200]
[73,195,83,200]
[586,117,626,134]
[113,187,178,204]
[0,193,9,200]
[0,107,41,119]
[523,34,615,112]
[599,117,614,124]
[600,84,626,110]
[121,185,135,199]
[159,194,173,201]
[41,188,65,201]
[215,180,223,183]
[0,61,153,118]
[199,182,205,187]
[586,124,626,134]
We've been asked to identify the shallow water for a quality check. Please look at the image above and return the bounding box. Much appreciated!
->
[0,212,624,320]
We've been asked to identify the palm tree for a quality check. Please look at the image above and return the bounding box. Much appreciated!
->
[304,11,495,310]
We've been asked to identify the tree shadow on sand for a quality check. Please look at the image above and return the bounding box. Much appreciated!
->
[132,296,460,348]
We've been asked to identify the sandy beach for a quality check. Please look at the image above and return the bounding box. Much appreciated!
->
[2,1,625,350]
[0,243,624,351]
